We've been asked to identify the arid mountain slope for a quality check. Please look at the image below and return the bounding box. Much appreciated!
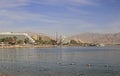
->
[70,33,120,44]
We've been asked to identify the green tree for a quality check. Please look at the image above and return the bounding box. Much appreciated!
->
[13,36,17,44]
[24,38,29,44]
[70,40,78,44]
[13,36,17,41]
[50,39,57,45]
[0,37,14,44]
[17,40,24,44]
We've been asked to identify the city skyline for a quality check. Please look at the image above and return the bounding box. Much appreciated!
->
[0,0,120,36]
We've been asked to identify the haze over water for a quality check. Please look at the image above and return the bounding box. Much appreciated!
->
[0,46,120,76]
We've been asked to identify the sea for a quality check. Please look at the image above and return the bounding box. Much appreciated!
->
[0,46,120,76]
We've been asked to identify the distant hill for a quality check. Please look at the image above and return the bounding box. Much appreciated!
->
[70,32,120,44]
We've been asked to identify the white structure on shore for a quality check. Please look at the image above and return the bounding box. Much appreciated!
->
[0,32,35,43]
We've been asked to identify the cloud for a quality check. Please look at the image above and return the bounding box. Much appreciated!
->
[0,0,119,35]
[0,0,28,9]
[66,6,91,15]
[0,10,59,22]
[0,9,119,35]
[0,0,97,8]
[0,20,14,26]
[0,9,98,35]
[29,0,97,6]
[66,0,97,5]
[94,21,120,33]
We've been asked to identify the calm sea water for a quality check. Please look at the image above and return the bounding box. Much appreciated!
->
[0,46,120,76]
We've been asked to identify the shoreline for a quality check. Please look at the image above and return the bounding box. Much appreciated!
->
[0,45,95,49]
[0,45,58,49]
[0,44,119,49]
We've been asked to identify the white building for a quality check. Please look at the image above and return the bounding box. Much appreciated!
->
[0,32,35,43]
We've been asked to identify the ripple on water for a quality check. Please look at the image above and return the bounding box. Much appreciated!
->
[0,47,120,76]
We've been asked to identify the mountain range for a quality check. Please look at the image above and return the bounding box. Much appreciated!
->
[69,32,120,44]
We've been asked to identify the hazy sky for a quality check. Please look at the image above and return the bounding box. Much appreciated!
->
[0,0,120,36]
